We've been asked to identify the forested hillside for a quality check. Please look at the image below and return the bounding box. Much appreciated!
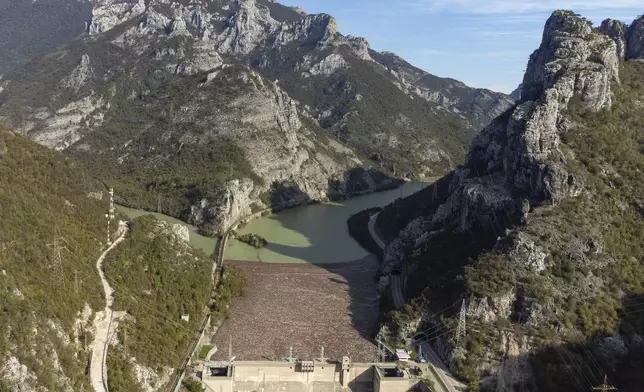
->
[0,128,216,391]
[0,127,106,390]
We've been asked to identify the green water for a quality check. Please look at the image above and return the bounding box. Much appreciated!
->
[117,182,429,264]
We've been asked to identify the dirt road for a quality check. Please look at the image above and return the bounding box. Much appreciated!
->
[90,222,128,392]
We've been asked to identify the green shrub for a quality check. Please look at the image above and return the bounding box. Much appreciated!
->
[105,216,212,368]
[211,264,248,319]
[182,378,205,392]
[236,233,268,249]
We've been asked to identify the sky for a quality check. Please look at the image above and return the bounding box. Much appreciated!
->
[279,0,644,94]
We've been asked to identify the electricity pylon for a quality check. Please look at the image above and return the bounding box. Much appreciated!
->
[456,299,467,346]
[106,188,115,246]
[47,236,67,288]
[319,347,327,363]
[592,375,617,391]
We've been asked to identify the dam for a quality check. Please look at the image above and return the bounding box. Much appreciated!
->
[199,357,430,392]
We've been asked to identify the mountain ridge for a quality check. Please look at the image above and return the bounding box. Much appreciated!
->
[0,0,512,234]
[373,10,644,391]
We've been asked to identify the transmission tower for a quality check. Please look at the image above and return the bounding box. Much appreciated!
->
[456,299,467,346]
[106,188,115,246]
[47,236,67,288]
[592,375,617,391]
[318,347,327,363]
[285,346,296,363]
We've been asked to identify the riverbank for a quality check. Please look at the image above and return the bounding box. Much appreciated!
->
[118,182,431,265]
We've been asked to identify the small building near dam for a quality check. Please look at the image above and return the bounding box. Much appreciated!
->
[200,356,430,392]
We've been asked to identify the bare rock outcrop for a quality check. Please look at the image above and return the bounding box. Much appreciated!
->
[215,0,280,55]
[626,15,644,60]
[87,0,146,35]
[600,19,627,60]
[383,9,621,282]
[61,54,93,93]
[436,11,618,233]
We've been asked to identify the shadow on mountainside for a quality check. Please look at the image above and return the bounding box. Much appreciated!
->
[525,295,644,392]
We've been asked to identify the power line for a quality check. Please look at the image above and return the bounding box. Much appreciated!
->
[413,300,462,339]
[560,345,594,390]
[556,346,586,392]
[578,343,612,388]
[573,347,601,386]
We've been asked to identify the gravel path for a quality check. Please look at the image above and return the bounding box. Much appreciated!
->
[90,222,128,392]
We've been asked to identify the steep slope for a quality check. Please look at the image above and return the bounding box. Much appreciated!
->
[373,11,644,391]
[0,128,214,392]
[369,50,514,131]
[0,0,511,234]
[0,126,106,392]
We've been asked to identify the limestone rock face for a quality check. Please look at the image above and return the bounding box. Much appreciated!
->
[626,16,644,60]
[522,10,619,109]
[190,179,255,234]
[308,53,348,76]
[494,332,535,392]
[383,9,622,302]
[215,0,280,55]
[171,224,190,244]
[346,36,372,61]
[385,11,617,240]
[464,11,617,209]
[61,54,93,93]
[509,84,522,101]
[273,13,338,47]
[87,0,146,35]
[494,231,547,273]
[467,294,514,323]
[600,19,627,60]
[1,357,40,392]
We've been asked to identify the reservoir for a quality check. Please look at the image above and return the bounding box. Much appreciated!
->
[117,181,429,264]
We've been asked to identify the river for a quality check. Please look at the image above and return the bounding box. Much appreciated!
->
[117,181,429,264]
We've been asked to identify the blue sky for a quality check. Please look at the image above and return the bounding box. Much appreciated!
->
[279,0,644,93]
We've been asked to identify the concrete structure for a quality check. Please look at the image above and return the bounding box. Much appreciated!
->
[394,350,410,362]
[200,358,425,392]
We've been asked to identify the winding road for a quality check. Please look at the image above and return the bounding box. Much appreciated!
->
[90,221,129,392]
[367,213,404,308]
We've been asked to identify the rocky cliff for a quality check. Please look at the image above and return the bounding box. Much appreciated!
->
[376,11,644,391]
[0,0,511,234]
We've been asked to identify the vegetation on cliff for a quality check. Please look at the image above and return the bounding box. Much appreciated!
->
[211,263,248,320]
[380,60,644,392]
[104,215,212,369]
[0,128,106,390]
